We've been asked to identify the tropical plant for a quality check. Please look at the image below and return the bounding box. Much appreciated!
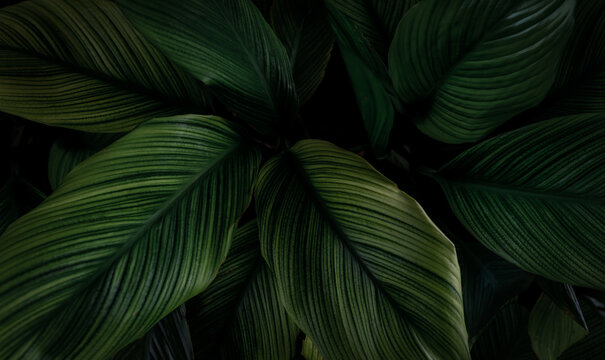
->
[0,0,604,359]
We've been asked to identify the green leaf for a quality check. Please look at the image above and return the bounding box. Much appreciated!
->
[0,0,207,132]
[271,0,334,104]
[187,220,299,359]
[301,336,324,360]
[471,299,536,360]
[528,294,587,360]
[459,243,533,340]
[255,140,469,359]
[325,0,419,82]
[0,115,260,359]
[119,0,297,136]
[560,297,605,359]
[389,0,574,143]
[536,280,587,330]
[341,46,394,157]
[113,305,193,360]
[435,114,605,289]
[540,0,605,116]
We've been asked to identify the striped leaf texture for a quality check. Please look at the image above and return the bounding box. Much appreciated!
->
[256,140,469,359]
[341,46,394,158]
[0,115,261,359]
[459,243,533,340]
[528,294,587,360]
[471,299,536,360]
[0,0,207,132]
[114,305,194,360]
[435,114,605,289]
[325,0,420,82]
[271,0,334,105]
[118,0,297,136]
[187,220,299,359]
[389,0,574,143]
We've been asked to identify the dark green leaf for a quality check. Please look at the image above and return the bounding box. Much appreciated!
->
[536,279,587,330]
[435,114,605,289]
[0,115,260,359]
[0,0,207,132]
[119,0,297,136]
[389,0,574,143]
[560,297,605,359]
[256,140,469,359]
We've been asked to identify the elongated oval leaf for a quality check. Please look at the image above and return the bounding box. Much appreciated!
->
[528,294,587,360]
[119,0,297,136]
[271,0,334,105]
[0,115,260,359]
[0,0,207,132]
[256,140,469,359]
[435,114,605,289]
[389,0,574,143]
[187,220,299,359]
[114,305,193,360]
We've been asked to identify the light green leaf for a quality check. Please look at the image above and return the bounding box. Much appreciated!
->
[0,0,207,132]
[528,294,587,360]
[0,115,260,359]
[271,0,334,104]
[325,0,419,83]
[459,243,533,340]
[119,0,297,136]
[301,336,324,360]
[187,220,299,359]
[389,0,574,143]
[471,299,536,360]
[113,305,193,360]
[435,114,605,289]
[256,140,469,359]
[341,46,394,157]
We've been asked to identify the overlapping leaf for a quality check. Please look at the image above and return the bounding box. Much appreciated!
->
[389,0,574,143]
[119,0,297,136]
[560,298,605,359]
[187,220,299,359]
[271,0,334,104]
[0,115,260,359]
[0,0,207,132]
[114,305,193,360]
[256,140,469,359]
[435,114,605,289]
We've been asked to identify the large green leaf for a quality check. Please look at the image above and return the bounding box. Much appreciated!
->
[471,299,536,360]
[435,114,605,289]
[0,0,207,132]
[459,243,533,340]
[271,0,334,105]
[341,46,394,157]
[0,115,260,359]
[528,294,587,360]
[256,140,469,359]
[114,305,193,360]
[187,220,299,359]
[325,0,419,83]
[389,0,574,143]
[119,0,297,136]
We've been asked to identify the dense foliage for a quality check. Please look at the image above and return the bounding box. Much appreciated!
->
[0,0,604,359]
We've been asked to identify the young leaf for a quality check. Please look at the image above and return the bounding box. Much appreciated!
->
[389,0,574,143]
[113,305,193,360]
[256,140,469,359]
[187,221,299,359]
[0,115,260,359]
[271,0,334,104]
[0,0,207,132]
[435,114,605,289]
[119,0,298,136]
[301,336,324,360]
[528,294,587,360]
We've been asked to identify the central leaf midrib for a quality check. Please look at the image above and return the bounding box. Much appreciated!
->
[438,176,605,206]
[38,142,242,334]
[2,46,204,112]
